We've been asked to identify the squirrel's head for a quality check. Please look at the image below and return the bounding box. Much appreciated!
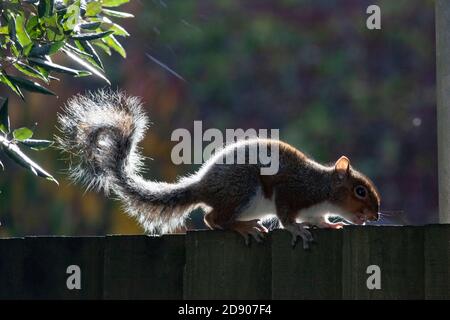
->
[330,156,380,225]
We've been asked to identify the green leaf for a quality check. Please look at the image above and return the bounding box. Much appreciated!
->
[13,61,48,82]
[30,41,65,56]
[92,40,112,55]
[19,138,54,150]
[0,70,24,99]
[74,40,104,69]
[105,22,130,37]
[71,30,114,41]
[3,142,58,184]
[103,34,126,58]
[86,1,102,16]
[28,57,81,75]
[79,22,102,30]
[42,13,65,41]
[14,13,33,51]
[0,26,8,35]
[8,75,56,96]
[64,43,93,57]
[38,0,55,18]
[7,12,17,43]
[101,0,130,7]
[13,127,34,141]
[25,15,39,36]
[63,1,81,31]
[63,48,110,84]
[74,70,92,77]
[0,98,10,134]
[102,9,134,18]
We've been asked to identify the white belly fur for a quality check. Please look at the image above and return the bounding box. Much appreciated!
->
[236,191,345,224]
[296,201,346,224]
[236,187,277,221]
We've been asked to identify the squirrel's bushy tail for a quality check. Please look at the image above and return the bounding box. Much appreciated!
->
[57,90,199,234]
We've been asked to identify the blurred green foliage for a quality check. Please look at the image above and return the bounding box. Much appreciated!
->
[0,0,131,182]
[0,0,438,237]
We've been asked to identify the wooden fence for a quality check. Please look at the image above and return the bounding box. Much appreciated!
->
[0,225,448,299]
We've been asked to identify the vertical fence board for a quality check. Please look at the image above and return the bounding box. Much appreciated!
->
[23,236,104,299]
[103,234,185,299]
[271,229,342,299]
[184,230,271,299]
[0,238,25,299]
[342,226,424,299]
[424,224,450,299]
[436,0,450,224]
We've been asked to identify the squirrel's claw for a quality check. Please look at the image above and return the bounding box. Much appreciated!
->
[232,219,267,246]
[286,222,314,249]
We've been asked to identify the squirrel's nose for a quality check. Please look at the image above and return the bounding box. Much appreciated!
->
[363,209,379,221]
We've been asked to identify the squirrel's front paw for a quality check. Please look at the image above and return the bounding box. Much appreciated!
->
[285,222,314,249]
[318,221,346,229]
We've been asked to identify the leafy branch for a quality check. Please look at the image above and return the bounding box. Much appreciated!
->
[0,0,133,183]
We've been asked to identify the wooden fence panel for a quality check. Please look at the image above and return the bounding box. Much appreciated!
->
[22,236,104,299]
[0,238,26,299]
[271,229,343,299]
[0,226,448,299]
[342,226,424,299]
[103,234,185,299]
[183,230,271,299]
[424,224,450,299]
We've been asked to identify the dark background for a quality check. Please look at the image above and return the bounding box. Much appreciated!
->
[0,0,437,236]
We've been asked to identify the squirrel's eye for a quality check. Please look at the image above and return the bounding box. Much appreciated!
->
[354,185,367,199]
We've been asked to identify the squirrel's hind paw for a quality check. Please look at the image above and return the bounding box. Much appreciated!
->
[231,219,268,246]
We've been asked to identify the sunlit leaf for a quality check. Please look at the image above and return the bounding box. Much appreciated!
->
[71,30,114,41]
[103,34,126,57]
[74,40,104,69]
[101,0,130,7]
[8,75,56,96]
[105,22,130,37]
[63,48,110,84]
[38,0,54,18]
[92,39,112,55]
[14,13,33,52]
[42,13,65,41]
[64,43,93,57]
[19,138,54,150]
[102,9,134,18]
[13,127,34,141]
[79,21,102,30]
[0,70,24,99]
[86,1,102,16]
[0,26,8,35]
[28,57,81,75]
[13,61,49,83]
[3,142,58,184]
[0,98,10,134]
[74,70,93,77]
[63,1,80,31]
[30,41,65,56]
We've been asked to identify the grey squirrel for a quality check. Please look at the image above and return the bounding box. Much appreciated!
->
[57,90,380,249]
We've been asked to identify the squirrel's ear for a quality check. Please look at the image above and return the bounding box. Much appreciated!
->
[335,156,350,179]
